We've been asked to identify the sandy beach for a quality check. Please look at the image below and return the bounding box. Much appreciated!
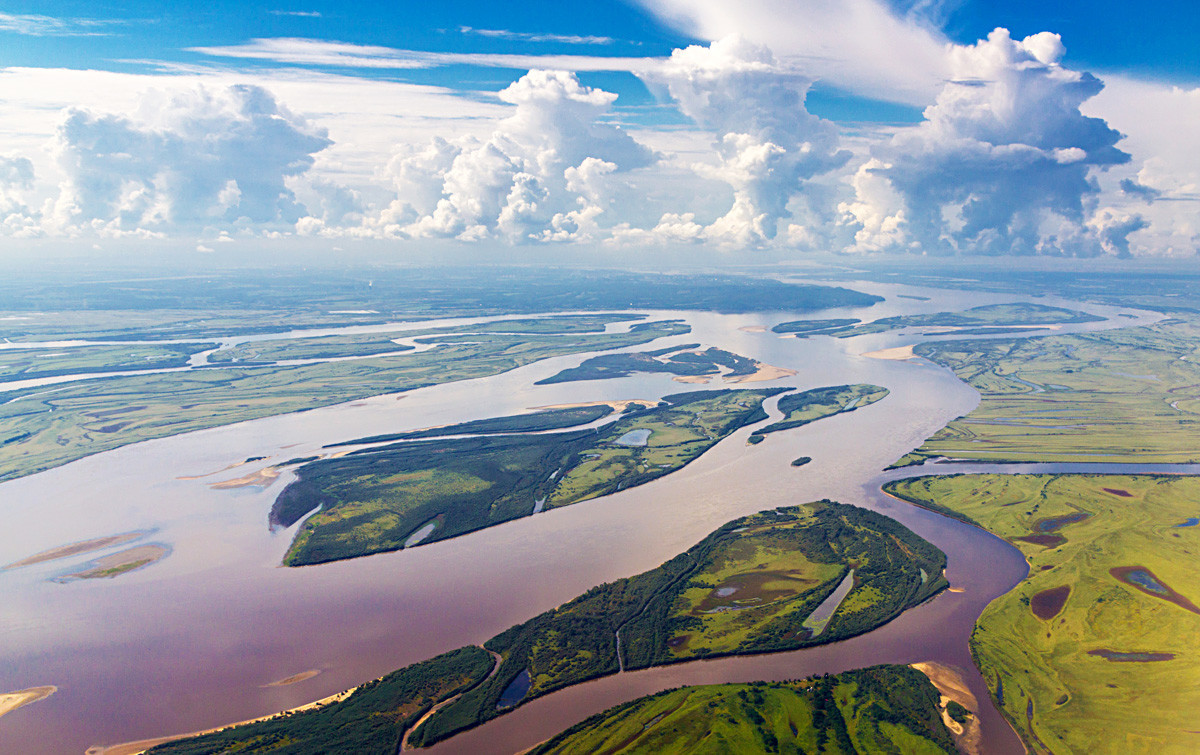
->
[912,661,983,755]
[725,363,799,383]
[209,466,282,489]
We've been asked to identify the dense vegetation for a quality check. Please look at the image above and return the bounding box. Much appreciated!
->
[748,384,889,442]
[536,345,759,384]
[885,474,1200,753]
[273,389,786,565]
[409,502,947,746]
[890,318,1200,467]
[530,665,958,755]
[326,405,615,447]
[148,647,494,755]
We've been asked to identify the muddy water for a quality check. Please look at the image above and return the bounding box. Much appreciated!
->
[0,282,1160,754]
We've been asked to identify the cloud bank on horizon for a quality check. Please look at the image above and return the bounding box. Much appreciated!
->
[0,0,1196,256]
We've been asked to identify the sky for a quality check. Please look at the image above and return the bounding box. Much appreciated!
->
[0,0,1197,257]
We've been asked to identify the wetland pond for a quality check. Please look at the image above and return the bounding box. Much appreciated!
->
[0,283,1162,755]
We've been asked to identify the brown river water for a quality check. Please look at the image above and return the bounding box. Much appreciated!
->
[0,281,1159,754]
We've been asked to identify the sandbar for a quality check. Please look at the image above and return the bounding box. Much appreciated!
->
[912,661,982,755]
[4,531,147,570]
[725,363,798,383]
[862,345,916,361]
[210,467,281,489]
[0,686,56,719]
[262,670,321,687]
[61,545,169,580]
[672,375,713,384]
[738,325,768,333]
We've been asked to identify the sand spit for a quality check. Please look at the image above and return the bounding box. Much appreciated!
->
[86,686,359,755]
[726,363,798,383]
[0,686,56,720]
[862,345,916,361]
[3,532,147,570]
[912,661,983,755]
[61,545,169,581]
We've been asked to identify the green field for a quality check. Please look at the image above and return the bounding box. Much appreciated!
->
[409,502,946,746]
[892,318,1200,467]
[147,646,495,755]
[885,474,1200,754]
[530,666,957,755]
[0,319,689,482]
[0,342,215,381]
[273,389,786,565]
[749,384,889,441]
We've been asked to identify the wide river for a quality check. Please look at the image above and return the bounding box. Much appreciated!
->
[0,280,1160,754]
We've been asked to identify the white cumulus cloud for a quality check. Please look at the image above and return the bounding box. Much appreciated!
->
[51,84,331,235]
[839,29,1131,255]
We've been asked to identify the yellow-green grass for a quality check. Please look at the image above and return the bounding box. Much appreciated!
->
[530,666,956,755]
[885,473,1200,754]
[897,319,1200,466]
[666,521,845,657]
[0,320,688,482]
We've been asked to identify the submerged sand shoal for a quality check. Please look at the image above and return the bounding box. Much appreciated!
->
[862,345,916,361]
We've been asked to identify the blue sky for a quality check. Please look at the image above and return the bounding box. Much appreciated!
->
[0,0,1196,256]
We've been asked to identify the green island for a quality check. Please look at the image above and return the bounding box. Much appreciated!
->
[535,345,759,384]
[0,342,216,382]
[890,317,1200,467]
[836,302,1104,339]
[0,318,689,482]
[155,502,947,751]
[884,474,1200,754]
[748,384,889,443]
[770,318,862,336]
[530,665,958,755]
[146,646,496,755]
[326,405,617,447]
[272,388,786,565]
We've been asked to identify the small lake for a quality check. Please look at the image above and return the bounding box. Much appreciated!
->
[613,428,652,447]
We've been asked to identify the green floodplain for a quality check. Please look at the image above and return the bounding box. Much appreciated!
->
[0,316,690,482]
[0,342,216,382]
[273,388,785,565]
[152,502,948,753]
[531,665,958,755]
[885,474,1200,755]
[892,317,1200,467]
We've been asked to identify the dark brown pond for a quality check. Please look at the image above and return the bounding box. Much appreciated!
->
[1087,649,1175,662]
[1030,585,1071,620]
[1110,566,1200,614]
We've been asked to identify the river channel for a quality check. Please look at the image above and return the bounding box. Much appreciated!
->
[0,281,1161,754]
